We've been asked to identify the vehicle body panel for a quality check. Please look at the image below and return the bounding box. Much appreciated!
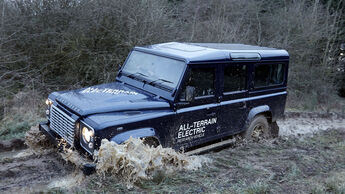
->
[39,42,289,156]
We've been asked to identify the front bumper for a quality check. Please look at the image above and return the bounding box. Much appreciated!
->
[39,122,96,175]
[39,122,61,146]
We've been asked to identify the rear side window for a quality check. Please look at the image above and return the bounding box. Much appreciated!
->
[254,64,285,88]
[224,64,246,92]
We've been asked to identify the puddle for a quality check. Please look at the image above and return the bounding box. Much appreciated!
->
[13,149,34,158]
[48,172,85,189]
[278,117,345,137]
[59,146,90,167]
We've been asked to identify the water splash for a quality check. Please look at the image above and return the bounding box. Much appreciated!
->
[24,126,210,188]
[59,146,90,167]
[94,137,210,185]
[48,171,85,189]
[25,126,54,154]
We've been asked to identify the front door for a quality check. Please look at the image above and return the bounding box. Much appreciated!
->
[219,63,249,135]
[174,65,220,150]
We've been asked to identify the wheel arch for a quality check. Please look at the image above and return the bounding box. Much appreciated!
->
[110,127,161,145]
[243,105,279,137]
[246,105,273,125]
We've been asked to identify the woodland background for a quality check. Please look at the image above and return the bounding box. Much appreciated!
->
[0,0,344,139]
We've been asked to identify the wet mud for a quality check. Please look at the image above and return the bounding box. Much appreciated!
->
[0,127,78,193]
[278,112,345,137]
[0,112,344,193]
[0,151,74,193]
[24,126,54,154]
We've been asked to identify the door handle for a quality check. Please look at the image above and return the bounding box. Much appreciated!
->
[207,112,216,117]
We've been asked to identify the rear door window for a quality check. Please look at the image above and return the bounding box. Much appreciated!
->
[224,64,246,93]
[254,64,285,88]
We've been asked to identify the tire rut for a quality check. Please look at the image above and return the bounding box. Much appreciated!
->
[0,151,74,193]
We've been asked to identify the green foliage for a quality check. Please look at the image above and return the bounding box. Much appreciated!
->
[0,91,45,140]
[0,114,31,140]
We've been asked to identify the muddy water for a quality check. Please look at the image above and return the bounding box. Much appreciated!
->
[0,150,74,193]
[0,127,78,193]
[1,126,209,191]
[278,113,345,137]
[24,126,54,154]
[3,112,342,192]
[95,138,209,185]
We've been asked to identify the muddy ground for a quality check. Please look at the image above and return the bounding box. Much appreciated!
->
[0,112,344,193]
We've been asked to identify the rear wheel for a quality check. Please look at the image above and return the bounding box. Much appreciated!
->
[243,115,270,141]
[270,121,279,138]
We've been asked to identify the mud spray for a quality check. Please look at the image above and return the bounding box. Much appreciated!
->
[94,138,210,187]
[25,126,88,165]
[24,126,209,188]
[25,126,55,154]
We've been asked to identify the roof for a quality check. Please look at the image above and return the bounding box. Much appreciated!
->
[135,42,289,63]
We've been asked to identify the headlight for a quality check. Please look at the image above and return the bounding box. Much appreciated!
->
[45,98,53,119]
[46,99,53,106]
[82,126,94,143]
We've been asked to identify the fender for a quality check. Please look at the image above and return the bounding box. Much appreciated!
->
[245,105,271,125]
[110,127,156,144]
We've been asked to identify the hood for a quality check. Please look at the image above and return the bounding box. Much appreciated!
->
[51,82,170,116]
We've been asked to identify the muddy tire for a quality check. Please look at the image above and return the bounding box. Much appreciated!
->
[270,121,279,138]
[243,115,270,141]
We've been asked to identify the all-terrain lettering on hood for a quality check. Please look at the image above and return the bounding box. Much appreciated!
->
[54,82,170,116]
[80,87,139,95]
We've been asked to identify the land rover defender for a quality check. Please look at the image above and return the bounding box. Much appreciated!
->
[39,42,289,156]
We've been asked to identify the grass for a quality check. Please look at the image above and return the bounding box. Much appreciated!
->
[0,91,45,140]
[0,114,43,140]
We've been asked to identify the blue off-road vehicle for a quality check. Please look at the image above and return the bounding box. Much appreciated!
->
[39,42,289,156]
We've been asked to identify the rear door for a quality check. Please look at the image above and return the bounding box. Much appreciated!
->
[219,63,249,135]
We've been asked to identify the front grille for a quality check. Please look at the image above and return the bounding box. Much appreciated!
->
[50,105,75,146]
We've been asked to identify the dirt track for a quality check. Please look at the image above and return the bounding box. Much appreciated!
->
[278,112,345,136]
[0,112,344,193]
[0,151,74,193]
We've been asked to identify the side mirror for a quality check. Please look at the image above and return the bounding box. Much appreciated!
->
[185,86,196,102]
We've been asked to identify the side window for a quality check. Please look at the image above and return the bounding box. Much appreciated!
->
[179,67,215,100]
[254,64,285,88]
[224,64,246,93]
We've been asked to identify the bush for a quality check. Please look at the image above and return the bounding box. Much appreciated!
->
[0,0,344,111]
[0,115,31,140]
[0,90,45,140]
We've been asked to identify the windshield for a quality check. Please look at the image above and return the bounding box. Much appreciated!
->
[121,50,185,90]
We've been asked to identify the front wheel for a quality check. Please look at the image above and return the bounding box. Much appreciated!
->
[242,115,271,141]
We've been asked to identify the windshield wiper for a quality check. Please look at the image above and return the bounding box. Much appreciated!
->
[126,72,148,78]
[148,78,174,85]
